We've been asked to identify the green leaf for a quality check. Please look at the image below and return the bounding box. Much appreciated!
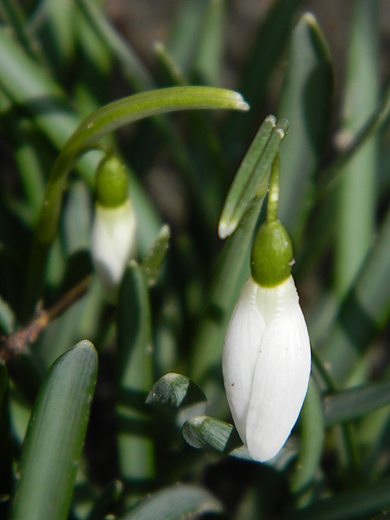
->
[323,378,390,427]
[319,205,390,383]
[182,415,243,454]
[166,0,208,75]
[218,115,289,239]
[146,373,207,409]
[335,0,378,298]
[291,378,324,494]
[192,0,225,86]
[116,262,154,496]
[10,340,98,520]
[285,474,390,520]
[277,13,333,246]
[146,373,208,427]
[119,484,223,520]
[140,224,171,288]
[75,0,153,92]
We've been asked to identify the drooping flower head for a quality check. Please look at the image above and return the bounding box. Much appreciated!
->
[91,155,137,303]
[222,155,311,462]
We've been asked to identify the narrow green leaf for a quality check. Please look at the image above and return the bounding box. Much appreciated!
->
[166,0,208,75]
[182,415,243,453]
[10,340,98,520]
[75,0,154,92]
[140,224,170,288]
[285,474,390,520]
[153,41,186,87]
[291,378,324,494]
[319,205,390,382]
[218,115,275,238]
[116,263,154,496]
[192,0,224,86]
[219,116,289,238]
[119,484,223,520]
[277,13,333,246]
[335,0,378,298]
[323,378,390,427]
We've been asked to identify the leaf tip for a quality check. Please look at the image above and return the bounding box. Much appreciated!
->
[218,219,237,240]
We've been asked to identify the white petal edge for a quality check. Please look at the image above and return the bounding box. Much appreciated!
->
[246,276,311,461]
[222,277,266,444]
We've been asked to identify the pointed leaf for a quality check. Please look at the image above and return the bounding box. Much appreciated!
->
[218,116,289,239]
[10,340,98,520]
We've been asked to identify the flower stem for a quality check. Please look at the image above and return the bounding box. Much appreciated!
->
[266,152,280,222]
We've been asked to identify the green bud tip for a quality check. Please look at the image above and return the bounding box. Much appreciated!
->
[95,155,128,208]
[250,220,293,287]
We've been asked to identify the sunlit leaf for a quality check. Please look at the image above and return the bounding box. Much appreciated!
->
[10,340,98,520]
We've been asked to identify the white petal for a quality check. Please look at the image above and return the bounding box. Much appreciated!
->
[222,278,266,444]
[91,200,137,303]
[246,276,311,461]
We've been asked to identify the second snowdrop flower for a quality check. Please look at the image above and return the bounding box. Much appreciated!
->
[222,154,311,462]
[91,155,137,303]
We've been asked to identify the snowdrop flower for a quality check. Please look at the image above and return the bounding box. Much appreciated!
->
[91,155,137,303]
[222,169,311,462]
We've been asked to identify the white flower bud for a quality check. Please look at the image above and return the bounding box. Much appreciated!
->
[91,199,137,303]
[222,275,311,462]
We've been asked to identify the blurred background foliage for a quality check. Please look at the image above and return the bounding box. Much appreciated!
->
[1,0,390,519]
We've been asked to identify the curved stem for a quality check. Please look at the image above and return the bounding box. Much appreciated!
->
[266,152,280,222]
